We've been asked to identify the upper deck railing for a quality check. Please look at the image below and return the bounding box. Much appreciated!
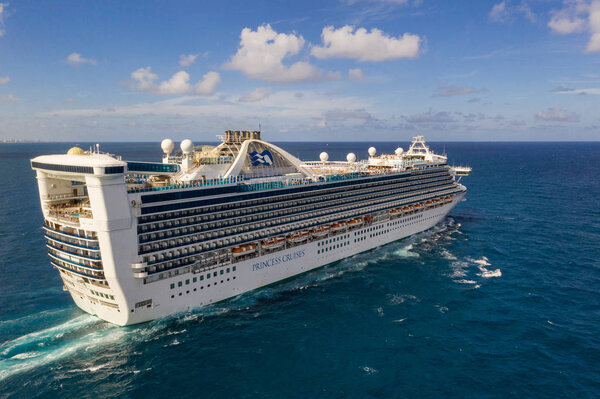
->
[125,170,408,195]
[127,176,245,193]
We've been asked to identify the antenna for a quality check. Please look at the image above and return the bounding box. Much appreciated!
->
[259,122,261,132]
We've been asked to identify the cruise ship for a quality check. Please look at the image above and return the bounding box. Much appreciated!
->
[31,131,471,326]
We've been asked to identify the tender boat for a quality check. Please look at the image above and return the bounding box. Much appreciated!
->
[312,225,331,237]
[331,221,347,231]
[289,231,310,243]
[232,244,257,257]
[262,236,286,249]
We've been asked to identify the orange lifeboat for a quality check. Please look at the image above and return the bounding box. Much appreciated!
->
[414,203,423,208]
[349,217,363,226]
[232,243,257,257]
[312,225,331,238]
[444,196,452,201]
[434,198,442,203]
[364,216,372,222]
[403,206,412,211]
[331,221,348,231]
[262,236,285,249]
[425,200,433,206]
[390,208,402,215]
[289,231,310,243]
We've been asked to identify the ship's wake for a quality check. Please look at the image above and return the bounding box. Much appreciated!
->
[0,217,495,382]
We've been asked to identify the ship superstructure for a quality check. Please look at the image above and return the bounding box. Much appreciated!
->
[31,131,471,325]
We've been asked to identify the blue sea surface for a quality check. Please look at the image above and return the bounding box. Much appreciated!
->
[0,141,599,398]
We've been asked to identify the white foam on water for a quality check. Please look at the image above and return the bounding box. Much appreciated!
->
[479,269,502,278]
[449,261,469,278]
[9,352,41,360]
[361,366,379,374]
[471,256,502,278]
[376,307,385,317]
[453,279,477,285]
[0,308,69,329]
[166,329,187,336]
[441,249,457,260]
[387,294,420,305]
[0,324,126,382]
[393,244,420,258]
[393,318,406,323]
[0,315,99,357]
[67,362,113,373]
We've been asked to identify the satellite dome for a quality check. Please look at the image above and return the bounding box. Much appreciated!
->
[67,147,85,156]
[346,153,356,163]
[180,139,194,154]
[395,147,404,156]
[161,138,175,154]
[320,152,329,162]
[368,147,376,157]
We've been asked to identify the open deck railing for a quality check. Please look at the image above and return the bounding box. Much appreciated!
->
[126,172,370,195]
[127,176,244,193]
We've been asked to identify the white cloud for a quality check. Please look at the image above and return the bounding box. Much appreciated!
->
[0,3,8,37]
[548,0,588,34]
[549,15,586,34]
[326,71,342,80]
[555,86,600,94]
[195,71,221,95]
[587,1,600,52]
[66,52,98,65]
[348,68,365,80]
[405,109,455,126]
[179,53,198,67]
[158,71,193,95]
[42,90,371,123]
[489,2,509,22]
[435,84,477,97]
[224,24,322,83]
[0,93,19,102]
[547,0,600,53]
[489,1,537,23]
[0,75,9,84]
[239,87,273,103]
[535,106,580,122]
[129,67,220,95]
[311,25,421,61]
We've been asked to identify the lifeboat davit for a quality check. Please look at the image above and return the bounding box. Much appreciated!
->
[312,225,330,237]
[262,236,285,249]
[331,221,348,231]
[289,231,310,243]
[232,244,257,257]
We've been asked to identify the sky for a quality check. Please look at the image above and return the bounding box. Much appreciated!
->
[0,0,599,142]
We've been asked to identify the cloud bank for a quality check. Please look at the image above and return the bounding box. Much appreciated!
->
[129,67,220,95]
[224,24,322,83]
[311,25,421,61]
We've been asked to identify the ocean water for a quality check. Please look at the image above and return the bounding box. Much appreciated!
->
[0,141,599,398]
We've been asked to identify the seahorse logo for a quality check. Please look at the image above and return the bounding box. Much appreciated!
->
[250,150,274,166]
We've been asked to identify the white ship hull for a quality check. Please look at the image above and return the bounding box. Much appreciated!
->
[32,133,471,326]
[60,195,463,325]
